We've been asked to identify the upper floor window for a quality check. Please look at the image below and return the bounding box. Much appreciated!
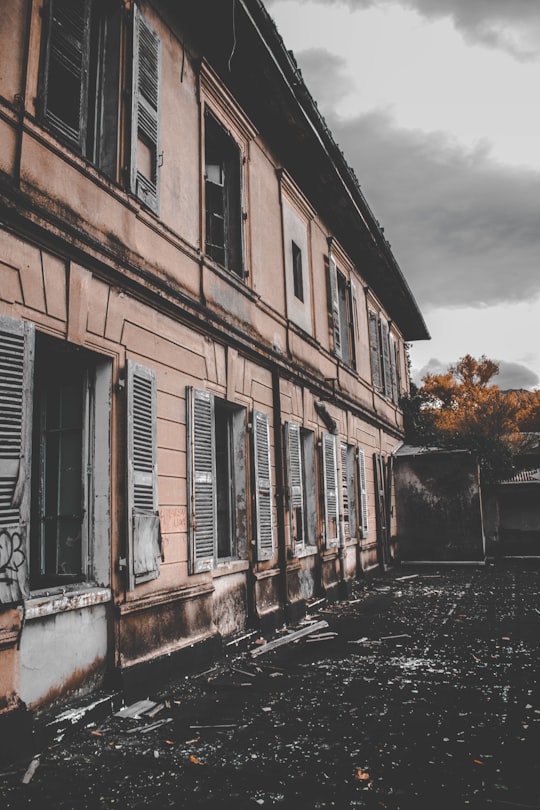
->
[368,310,400,403]
[292,241,304,302]
[39,0,160,212]
[204,112,243,277]
[327,255,359,368]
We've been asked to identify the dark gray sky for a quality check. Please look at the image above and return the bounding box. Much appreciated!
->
[267,0,540,389]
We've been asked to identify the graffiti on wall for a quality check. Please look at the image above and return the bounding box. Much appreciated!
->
[0,526,28,603]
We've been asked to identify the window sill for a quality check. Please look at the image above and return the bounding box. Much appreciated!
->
[25,586,111,621]
[212,559,249,579]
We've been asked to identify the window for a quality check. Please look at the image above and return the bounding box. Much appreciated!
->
[321,432,339,549]
[357,447,369,539]
[285,423,316,555]
[327,255,359,368]
[39,1,160,210]
[368,310,400,403]
[292,242,304,302]
[0,317,111,602]
[204,112,243,276]
[187,388,247,572]
[340,443,357,541]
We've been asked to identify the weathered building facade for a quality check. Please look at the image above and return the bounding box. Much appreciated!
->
[0,0,428,732]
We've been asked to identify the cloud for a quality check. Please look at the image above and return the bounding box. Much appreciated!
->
[292,48,354,109]
[265,0,540,60]
[290,58,540,311]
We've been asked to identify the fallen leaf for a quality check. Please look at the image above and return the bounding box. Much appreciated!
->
[354,767,370,781]
[189,755,202,765]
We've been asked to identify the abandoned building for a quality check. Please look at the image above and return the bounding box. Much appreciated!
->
[0,0,429,735]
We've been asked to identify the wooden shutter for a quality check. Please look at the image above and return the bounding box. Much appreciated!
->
[340,443,350,540]
[41,0,91,150]
[253,410,274,560]
[327,256,342,359]
[357,448,369,539]
[368,310,382,390]
[187,388,216,573]
[390,335,399,403]
[380,318,392,397]
[286,421,304,555]
[322,432,339,549]
[126,360,161,588]
[349,279,360,369]
[131,5,160,212]
[0,316,34,603]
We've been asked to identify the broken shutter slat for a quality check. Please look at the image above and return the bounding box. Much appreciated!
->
[0,315,34,604]
[285,421,304,556]
[127,360,161,589]
[253,410,274,560]
[368,309,382,390]
[42,0,91,150]
[327,256,342,359]
[187,388,216,573]
[322,432,339,549]
[131,5,161,213]
[357,447,368,539]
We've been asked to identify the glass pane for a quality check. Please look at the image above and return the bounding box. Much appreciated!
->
[57,517,82,575]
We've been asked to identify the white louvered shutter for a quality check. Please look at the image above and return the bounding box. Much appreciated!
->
[127,361,161,589]
[0,316,34,603]
[131,5,160,212]
[340,443,350,540]
[322,432,339,549]
[188,388,216,573]
[357,448,369,539]
[286,421,304,555]
[253,410,274,560]
[328,256,342,359]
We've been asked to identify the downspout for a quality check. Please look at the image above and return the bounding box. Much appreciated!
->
[14,0,33,187]
[271,368,289,621]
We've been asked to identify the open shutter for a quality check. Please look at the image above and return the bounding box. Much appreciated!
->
[286,421,304,556]
[0,316,34,604]
[322,432,339,549]
[327,256,342,359]
[131,4,160,212]
[349,279,360,369]
[368,310,382,390]
[380,318,392,397]
[357,448,369,539]
[390,335,399,403]
[41,0,90,150]
[187,388,216,573]
[253,410,274,560]
[126,361,161,589]
[340,443,350,540]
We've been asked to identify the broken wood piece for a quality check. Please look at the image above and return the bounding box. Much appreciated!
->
[379,633,411,641]
[124,718,172,735]
[250,620,329,658]
[231,667,257,678]
[21,756,40,784]
[115,699,159,719]
[189,723,237,730]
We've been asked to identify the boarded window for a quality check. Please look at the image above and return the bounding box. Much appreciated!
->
[126,361,161,588]
[253,410,274,560]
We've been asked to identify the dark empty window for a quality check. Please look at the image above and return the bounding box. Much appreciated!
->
[204,112,243,276]
[292,241,304,302]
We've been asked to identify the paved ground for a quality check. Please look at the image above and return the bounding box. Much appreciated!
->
[1,561,540,809]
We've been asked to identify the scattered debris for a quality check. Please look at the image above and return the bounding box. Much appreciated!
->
[124,718,172,735]
[379,634,410,641]
[353,767,370,781]
[115,699,159,719]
